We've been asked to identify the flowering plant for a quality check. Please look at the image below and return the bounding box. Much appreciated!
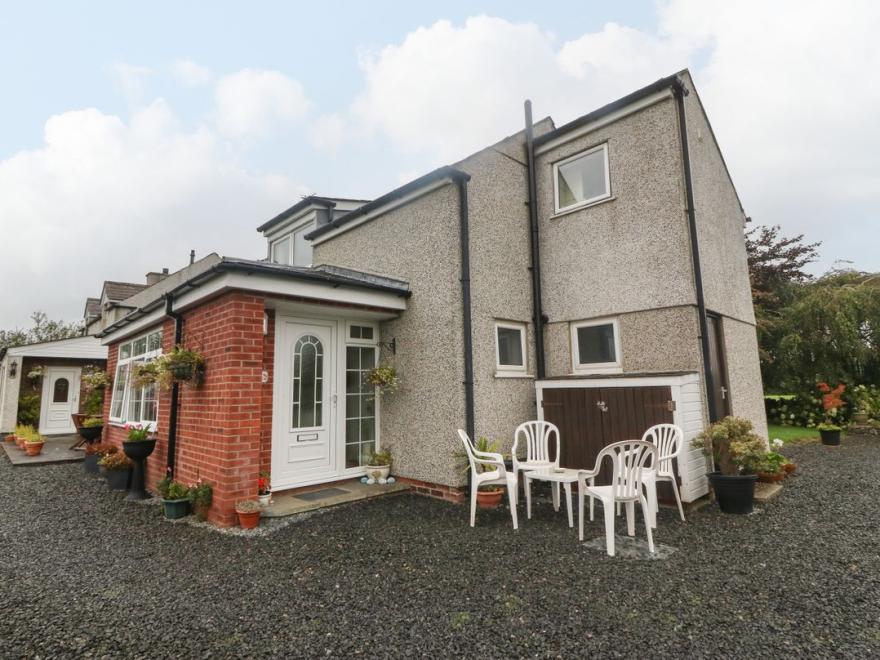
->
[81,366,111,392]
[258,471,270,495]
[26,365,44,381]
[124,423,152,442]
[189,479,213,506]
[817,382,845,430]
[365,364,399,396]
[99,452,133,471]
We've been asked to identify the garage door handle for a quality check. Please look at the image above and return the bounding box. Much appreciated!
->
[596,401,608,413]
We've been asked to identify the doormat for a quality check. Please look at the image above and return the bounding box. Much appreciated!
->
[293,487,350,502]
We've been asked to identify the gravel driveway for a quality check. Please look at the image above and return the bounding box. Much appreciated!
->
[1,436,879,658]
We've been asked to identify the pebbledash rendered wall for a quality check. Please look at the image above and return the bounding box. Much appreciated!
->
[103,292,271,526]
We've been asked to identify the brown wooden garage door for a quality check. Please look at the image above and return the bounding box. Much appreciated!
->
[540,386,674,480]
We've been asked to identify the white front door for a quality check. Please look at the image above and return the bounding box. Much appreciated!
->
[272,319,336,488]
[39,367,80,435]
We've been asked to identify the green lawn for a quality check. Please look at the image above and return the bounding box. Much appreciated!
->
[768,423,821,444]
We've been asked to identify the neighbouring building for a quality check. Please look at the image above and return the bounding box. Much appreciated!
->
[95,70,766,525]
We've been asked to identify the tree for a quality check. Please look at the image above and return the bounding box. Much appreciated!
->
[775,270,880,388]
[0,311,84,351]
[744,225,821,388]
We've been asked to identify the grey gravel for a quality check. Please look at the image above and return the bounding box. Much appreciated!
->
[1,436,879,658]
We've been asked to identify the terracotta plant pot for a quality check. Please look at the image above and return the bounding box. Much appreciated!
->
[757,471,785,483]
[476,488,504,509]
[4,434,15,444]
[16,436,26,449]
[24,442,44,457]
[783,462,797,475]
[237,510,261,529]
[853,412,869,424]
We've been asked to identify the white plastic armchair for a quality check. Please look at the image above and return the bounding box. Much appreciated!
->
[577,440,656,557]
[458,430,518,530]
[641,424,686,526]
[512,421,560,505]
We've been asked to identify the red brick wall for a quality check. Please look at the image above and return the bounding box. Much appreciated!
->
[260,310,275,476]
[103,292,268,526]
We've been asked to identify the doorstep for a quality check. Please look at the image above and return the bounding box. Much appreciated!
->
[261,478,410,518]
[1,436,83,467]
[754,482,783,502]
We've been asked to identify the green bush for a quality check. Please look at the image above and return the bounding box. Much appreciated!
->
[82,389,103,416]
[765,391,852,428]
[16,394,40,426]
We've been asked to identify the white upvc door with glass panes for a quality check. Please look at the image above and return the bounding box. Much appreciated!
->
[39,367,81,434]
[272,319,336,488]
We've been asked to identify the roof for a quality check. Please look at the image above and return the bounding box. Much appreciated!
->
[96,257,411,339]
[103,281,148,303]
[534,72,683,148]
[256,196,371,234]
[0,335,107,361]
[305,166,470,241]
[84,298,101,319]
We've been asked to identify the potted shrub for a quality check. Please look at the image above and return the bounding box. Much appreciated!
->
[817,382,846,446]
[79,416,104,443]
[87,442,118,474]
[257,472,271,507]
[693,417,766,514]
[14,424,35,450]
[158,477,191,519]
[757,451,786,483]
[99,452,133,491]
[365,364,399,397]
[850,384,877,424]
[24,431,46,456]
[235,499,262,529]
[190,480,213,521]
[122,424,157,501]
[365,448,392,481]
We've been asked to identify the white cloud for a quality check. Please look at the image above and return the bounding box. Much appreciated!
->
[171,58,213,86]
[308,113,346,153]
[212,69,310,139]
[0,100,307,327]
[109,63,153,106]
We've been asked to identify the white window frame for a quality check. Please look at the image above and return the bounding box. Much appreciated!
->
[109,329,163,429]
[346,321,378,346]
[552,143,611,214]
[343,321,380,472]
[267,216,316,267]
[570,317,622,374]
[494,321,528,375]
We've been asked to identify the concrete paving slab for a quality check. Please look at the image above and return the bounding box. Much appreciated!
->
[1,436,83,466]
[754,482,783,501]
[262,479,409,518]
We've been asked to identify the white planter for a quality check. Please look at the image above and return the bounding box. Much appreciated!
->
[365,465,390,481]
[258,493,272,507]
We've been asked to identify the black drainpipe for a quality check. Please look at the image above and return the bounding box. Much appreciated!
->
[523,100,546,379]
[458,176,476,441]
[673,80,717,422]
[164,295,183,476]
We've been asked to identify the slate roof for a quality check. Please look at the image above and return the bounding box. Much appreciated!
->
[103,281,147,303]
[84,298,101,319]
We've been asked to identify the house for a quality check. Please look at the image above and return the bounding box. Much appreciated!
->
[96,70,766,525]
[0,335,107,436]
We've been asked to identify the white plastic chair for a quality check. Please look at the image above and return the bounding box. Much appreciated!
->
[577,440,656,557]
[640,424,686,526]
[512,421,560,505]
[458,430,518,530]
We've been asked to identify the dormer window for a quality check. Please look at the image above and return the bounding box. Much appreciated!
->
[271,236,291,265]
[270,225,313,267]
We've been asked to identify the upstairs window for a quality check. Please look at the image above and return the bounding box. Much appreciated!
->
[571,318,621,373]
[269,222,314,267]
[495,322,527,374]
[554,144,611,213]
[271,237,291,265]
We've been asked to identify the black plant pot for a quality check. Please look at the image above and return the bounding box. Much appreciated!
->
[163,498,191,519]
[123,439,157,501]
[708,472,758,514]
[170,363,193,380]
[79,425,103,442]
[84,454,100,474]
[106,468,132,491]
[820,429,841,446]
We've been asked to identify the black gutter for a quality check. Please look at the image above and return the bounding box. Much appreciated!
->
[306,166,470,240]
[673,79,717,422]
[523,100,546,379]
[457,176,476,441]
[164,295,183,476]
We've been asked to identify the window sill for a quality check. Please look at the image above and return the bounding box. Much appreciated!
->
[570,367,623,376]
[551,195,616,220]
[494,372,535,379]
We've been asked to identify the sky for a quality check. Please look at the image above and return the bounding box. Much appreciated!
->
[0,0,878,328]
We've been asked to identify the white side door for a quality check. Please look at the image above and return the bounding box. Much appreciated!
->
[272,319,336,488]
[39,367,80,434]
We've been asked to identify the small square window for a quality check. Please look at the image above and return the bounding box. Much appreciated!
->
[571,318,621,373]
[495,322,526,373]
[347,323,376,343]
[554,144,610,212]
[271,237,291,265]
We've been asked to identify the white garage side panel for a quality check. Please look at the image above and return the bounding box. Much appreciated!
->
[535,373,710,503]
